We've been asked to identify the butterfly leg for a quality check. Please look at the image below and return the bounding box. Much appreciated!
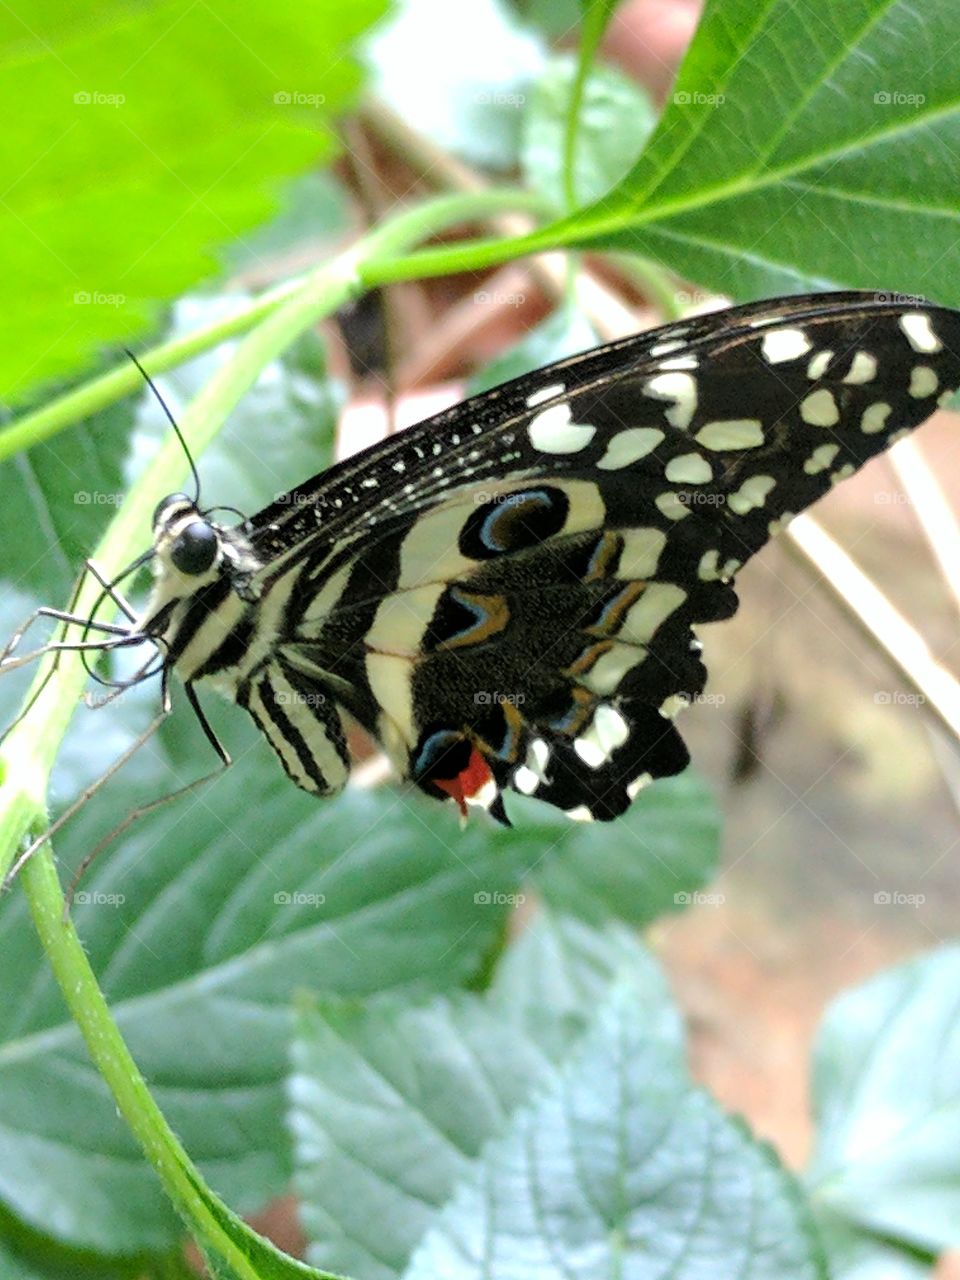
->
[2,705,172,893]
[62,755,231,917]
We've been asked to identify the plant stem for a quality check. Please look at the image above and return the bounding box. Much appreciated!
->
[23,845,327,1280]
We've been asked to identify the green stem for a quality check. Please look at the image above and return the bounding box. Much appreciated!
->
[23,846,327,1280]
[0,188,546,464]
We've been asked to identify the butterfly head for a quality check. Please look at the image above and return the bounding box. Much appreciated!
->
[152,493,221,580]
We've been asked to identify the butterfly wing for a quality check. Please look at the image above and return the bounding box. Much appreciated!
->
[248,292,960,819]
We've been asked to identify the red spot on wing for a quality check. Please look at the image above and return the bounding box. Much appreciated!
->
[432,746,493,816]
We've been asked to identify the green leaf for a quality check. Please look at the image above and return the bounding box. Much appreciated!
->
[807,945,960,1270]
[0,756,539,1255]
[522,54,657,212]
[289,913,675,1280]
[534,0,960,302]
[1,0,385,402]
[408,974,827,1280]
[367,0,546,172]
[486,910,683,1054]
[515,769,722,928]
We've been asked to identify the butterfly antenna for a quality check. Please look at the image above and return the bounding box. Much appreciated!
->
[123,348,201,505]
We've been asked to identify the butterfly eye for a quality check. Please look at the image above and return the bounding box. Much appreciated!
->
[153,492,193,528]
[170,521,218,575]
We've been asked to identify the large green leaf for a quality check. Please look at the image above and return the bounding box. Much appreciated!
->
[807,945,960,1272]
[536,0,960,302]
[289,914,680,1280]
[1,0,385,402]
[0,759,539,1256]
[408,973,827,1280]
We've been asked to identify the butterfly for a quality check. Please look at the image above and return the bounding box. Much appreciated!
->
[9,291,960,833]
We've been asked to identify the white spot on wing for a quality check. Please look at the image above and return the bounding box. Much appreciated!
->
[596,427,664,470]
[644,371,698,430]
[803,443,840,475]
[695,419,764,450]
[900,312,942,353]
[665,453,713,484]
[861,402,892,434]
[622,583,687,643]
[583,643,643,695]
[909,365,938,398]
[565,805,593,822]
[528,403,596,454]
[843,351,878,384]
[655,492,690,521]
[728,474,776,515]
[659,693,690,719]
[627,772,652,800]
[618,527,667,578]
[574,704,630,768]
[800,388,840,427]
[761,328,812,364]
[807,350,833,380]
[514,766,540,795]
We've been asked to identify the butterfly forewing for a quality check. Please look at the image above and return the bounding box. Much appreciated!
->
[153,293,960,822]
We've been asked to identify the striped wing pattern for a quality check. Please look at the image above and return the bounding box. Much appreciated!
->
[147,292,960,823]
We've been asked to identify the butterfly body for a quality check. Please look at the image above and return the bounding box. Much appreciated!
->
[136,292,960,824]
